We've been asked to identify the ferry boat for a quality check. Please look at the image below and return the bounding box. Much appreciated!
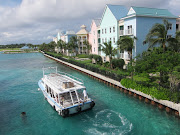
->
[38,67,95,117]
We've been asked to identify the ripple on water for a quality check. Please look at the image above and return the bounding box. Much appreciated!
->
[84,109,133,135]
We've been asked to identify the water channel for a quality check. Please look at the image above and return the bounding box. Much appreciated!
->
[0,52,180,135]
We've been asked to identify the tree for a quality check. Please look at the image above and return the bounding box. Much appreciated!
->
[83,40,91,55]
[48,41,56,52]
[57,40,66,53]
[68,36,78,54]
[167,31,180,52]
[117,36,137,61]
[101,41,117,68]
[144,19,175,50]
[135,47,180,86]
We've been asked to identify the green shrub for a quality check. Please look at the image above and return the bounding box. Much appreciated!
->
[88,54,102,64]
[88,54,94,60]
[93,55,102,65]
[77,54,89,58]
[120,78,175,102]
[103,62,110,68]
[112,59,125,69]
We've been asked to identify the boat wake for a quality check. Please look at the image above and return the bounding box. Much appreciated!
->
[84,109,133,135]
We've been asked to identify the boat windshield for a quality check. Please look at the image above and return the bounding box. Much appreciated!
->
[60,88,88,107]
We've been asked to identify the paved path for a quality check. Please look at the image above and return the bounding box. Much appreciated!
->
[43,52,180,116]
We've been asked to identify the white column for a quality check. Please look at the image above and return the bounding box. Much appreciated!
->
[69,92,74,105]
[75,90,80,103]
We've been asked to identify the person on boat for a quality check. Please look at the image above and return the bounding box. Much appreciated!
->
[60,96,64,106]
[56,94,59,103]
[83,89,87,101]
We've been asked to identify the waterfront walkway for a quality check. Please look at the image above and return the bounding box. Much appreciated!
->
[43,52,180,116]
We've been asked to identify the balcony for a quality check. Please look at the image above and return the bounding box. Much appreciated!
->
[120,53,130,60]
[120,53,124,59]
[98,38,101,44]
[98,34,100,38]
[125,29,134,35]
[119,30,124,36]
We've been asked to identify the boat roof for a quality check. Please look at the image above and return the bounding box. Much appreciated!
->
[42,73,85,94]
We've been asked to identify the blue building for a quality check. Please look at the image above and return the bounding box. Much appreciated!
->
[99,5,177,63]
[99,5,128,61]
[119,6,177,61]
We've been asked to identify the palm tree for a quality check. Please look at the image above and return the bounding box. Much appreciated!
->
[101,41,117,68]
[57,40,65,53]
[68,36,78,54]
[144,19,175,50]
[117,36,137,61]
[83,40,91,55]
[48,41,56,52]
[167,31,180,52]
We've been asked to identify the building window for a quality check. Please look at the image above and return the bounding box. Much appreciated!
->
[113,37,115,43]
[102,29,104,34]
[104,57,106,62]
[167,35,172,39]
[127,25,132,34]
[94,48,95,52]
[176,24,179,30]
[94,39,95,44]
[102,38,104,43]
[110,27,111,33]
[113,26,115,32]
[168,24,172,30]
[110,38,111,42]
[105,28,106,34]
[105,38,107,43]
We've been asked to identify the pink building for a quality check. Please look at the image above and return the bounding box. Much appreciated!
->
[89,19,101,55]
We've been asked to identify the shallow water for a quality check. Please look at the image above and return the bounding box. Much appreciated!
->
[0,52,180,135]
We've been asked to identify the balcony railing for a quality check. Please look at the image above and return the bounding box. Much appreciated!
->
[125,29,134,35]
[119,30,124,36]
[120,53,124,59]
[120,53,130,60]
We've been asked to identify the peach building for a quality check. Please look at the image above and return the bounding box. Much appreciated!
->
[76,25,89,54]
[88,19,101,55]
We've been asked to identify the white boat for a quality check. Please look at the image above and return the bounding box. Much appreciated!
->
[38,67,95,117]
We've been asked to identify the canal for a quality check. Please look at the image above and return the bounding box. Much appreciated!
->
[0,52,180,135]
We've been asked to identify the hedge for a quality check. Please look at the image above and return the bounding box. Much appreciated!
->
[121,78,180,103]
[44,51,128,81]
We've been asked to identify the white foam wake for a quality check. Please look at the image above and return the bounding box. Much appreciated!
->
[84,109,133,135]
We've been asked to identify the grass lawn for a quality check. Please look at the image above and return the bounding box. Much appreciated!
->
[0,48,21,51]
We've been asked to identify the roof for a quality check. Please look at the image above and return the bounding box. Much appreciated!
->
[93,19,101,27]
[128,6,177,18]
[76,25,89,35]
[43,73,85,94]
[65,31,76,35]
[20,46,31,50]
[107,4,128,20]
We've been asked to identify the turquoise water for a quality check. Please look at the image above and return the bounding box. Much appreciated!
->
[0,52,180,135]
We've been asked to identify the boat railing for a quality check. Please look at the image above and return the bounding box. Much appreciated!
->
[57,71,84,85]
